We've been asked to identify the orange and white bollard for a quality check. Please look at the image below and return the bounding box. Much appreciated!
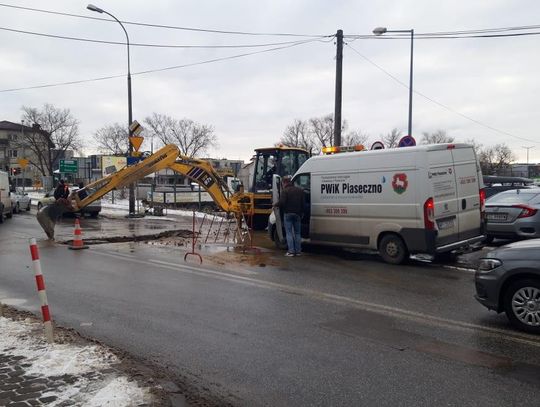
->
[29,238,54,343]
[69,218,89,250]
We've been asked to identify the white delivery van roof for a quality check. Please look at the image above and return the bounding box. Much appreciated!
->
[297,143,473,174]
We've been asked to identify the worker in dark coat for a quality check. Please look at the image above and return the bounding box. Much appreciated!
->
[53,179,70,200]
[275,175,304,256]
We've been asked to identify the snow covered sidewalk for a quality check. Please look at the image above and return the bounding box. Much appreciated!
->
[0,308,167,406]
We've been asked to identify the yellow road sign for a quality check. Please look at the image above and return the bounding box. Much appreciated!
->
[129,136,144,152]
[17,158,29,169]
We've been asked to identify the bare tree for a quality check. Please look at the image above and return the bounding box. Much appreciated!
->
[381,128,402,148]
[421,130,454,144]
[279,119,314,152]
[479,143,516,175]
[342,130,369,148]
[144,113,217,157]
[19,104,81,176]
[93,123,129,155]
[309,114,335,150]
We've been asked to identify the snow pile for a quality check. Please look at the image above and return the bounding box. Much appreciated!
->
[0,316,153,406]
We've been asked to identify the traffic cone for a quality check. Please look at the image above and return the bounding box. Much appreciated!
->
[69,218,89,250]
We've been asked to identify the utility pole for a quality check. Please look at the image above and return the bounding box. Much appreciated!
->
[522,146,534,177]
[333,29,343,147]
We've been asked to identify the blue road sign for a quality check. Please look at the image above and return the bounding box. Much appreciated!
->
[398,135,416,147]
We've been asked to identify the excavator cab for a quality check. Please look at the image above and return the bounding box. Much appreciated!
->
[252,147,309,193]
[248,146,309,229]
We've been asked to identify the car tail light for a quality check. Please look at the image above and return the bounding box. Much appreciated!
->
[424,197,435,230]
[513,204,538,218]
[479,189,486,211]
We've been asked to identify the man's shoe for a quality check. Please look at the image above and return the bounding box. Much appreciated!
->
[285,252,295,257]
[295,252,302,256]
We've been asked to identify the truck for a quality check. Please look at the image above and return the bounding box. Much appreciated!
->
[269,143,486,264]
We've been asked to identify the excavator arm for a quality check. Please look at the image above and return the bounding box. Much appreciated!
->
[71,144,181,210]
[70,144,250,216]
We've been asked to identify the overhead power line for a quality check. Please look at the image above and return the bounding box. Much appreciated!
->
[0,3,327,38]
[0,26,333,48]
[0,38,324,93]
[345,30,540,40]
[345,43,539,144]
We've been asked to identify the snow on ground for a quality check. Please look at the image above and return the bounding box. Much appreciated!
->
[0,316,152,406]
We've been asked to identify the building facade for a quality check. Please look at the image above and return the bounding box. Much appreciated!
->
[0,121,52,188]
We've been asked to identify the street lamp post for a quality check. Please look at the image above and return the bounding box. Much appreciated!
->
[87,4,135,216]
[373,27,414,139]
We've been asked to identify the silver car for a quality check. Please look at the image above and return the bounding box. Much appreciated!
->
[10,189,31,213]
[485,189,540,242]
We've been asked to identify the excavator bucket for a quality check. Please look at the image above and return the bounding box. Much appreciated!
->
[36,200,73,240]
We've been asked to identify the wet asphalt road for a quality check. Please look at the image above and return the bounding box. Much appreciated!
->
[1,211,539,406]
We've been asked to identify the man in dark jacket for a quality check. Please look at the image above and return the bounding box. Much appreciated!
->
[276,175,304,256]
[53,179,69,200]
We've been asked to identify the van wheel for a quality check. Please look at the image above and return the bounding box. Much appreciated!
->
[37,202,43,211]
[14,203,20,214]
[503,279,540,334]
[379,234,409,265]
[6,207,12,219]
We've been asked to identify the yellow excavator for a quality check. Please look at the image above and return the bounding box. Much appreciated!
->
[38,143,310,237]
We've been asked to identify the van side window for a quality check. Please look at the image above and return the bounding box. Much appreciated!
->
[294,174,310,191]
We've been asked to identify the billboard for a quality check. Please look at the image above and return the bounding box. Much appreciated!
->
[101,156,127,177]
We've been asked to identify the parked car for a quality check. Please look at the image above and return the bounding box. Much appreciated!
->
[37,187,101,217]
[475,239,540,334]
[484,189,540,242]
[10,189,31,213]
[483,175,536,199]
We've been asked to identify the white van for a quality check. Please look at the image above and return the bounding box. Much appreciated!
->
[269,143,485,264]
[0,170,14,223]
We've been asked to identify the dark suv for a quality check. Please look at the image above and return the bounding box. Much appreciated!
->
[475,239,540,334]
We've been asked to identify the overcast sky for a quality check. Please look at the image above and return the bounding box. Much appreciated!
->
[1,0,539,162]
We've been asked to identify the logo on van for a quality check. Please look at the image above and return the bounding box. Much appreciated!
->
[392,173,408,194]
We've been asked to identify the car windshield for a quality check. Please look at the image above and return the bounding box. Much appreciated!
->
[487,191,540,204]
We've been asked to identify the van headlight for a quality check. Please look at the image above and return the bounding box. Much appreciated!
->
[477,258,502,273]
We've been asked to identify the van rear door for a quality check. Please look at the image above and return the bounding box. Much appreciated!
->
[450,146,482,240]
[427,149,459,245]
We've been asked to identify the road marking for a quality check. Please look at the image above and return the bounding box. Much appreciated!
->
[91,249,540,347]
